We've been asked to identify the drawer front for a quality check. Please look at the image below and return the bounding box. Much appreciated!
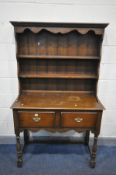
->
[18,111,55,128]
[61,112,97,128]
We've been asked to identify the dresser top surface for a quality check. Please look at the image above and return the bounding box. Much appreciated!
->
[11,91,104,110]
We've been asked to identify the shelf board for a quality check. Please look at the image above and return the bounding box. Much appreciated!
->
[17,55,100,60]
[19,72,98,79]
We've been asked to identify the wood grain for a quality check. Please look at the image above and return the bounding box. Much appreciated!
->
[61,112,97,128]
[18,111,55,128]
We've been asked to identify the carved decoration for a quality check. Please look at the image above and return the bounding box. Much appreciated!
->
[15,27,104,35]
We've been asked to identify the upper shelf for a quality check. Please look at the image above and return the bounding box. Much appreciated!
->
[19,72,98,79]
[17,55,100,60]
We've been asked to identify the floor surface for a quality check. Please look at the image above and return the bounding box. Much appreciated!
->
[0,143,116,175]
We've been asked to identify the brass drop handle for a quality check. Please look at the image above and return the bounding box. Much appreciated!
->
[32,113,41,122]
[74,117,83,123]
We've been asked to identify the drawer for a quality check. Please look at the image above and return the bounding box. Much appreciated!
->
[61,112,97,128]
[18,111,55,128]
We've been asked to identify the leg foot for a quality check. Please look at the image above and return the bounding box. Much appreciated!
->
[90,160,96,168]
[17,159,23,168]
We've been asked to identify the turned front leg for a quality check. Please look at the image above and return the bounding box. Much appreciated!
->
[90,134,98,168]
[16,134,23,167]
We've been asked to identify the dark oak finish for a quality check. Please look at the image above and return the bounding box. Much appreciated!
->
[18,111,55,128]
[11,22,108,168]
[61,112,97,128]
[12,91,104,110]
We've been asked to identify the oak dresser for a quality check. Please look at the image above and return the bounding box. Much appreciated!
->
[11,22,108,168]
